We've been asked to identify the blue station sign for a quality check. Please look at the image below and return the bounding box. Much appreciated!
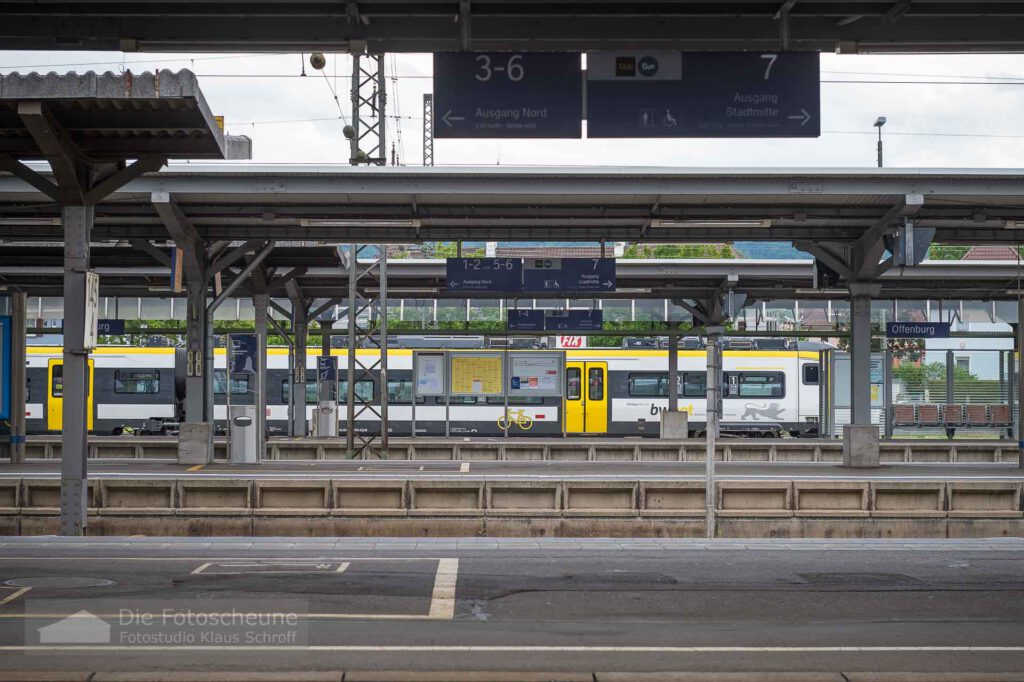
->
[886,322,951,339]
[507,309,546,331]
[545,310,603,332]
[522,258,616,293]
[96,319,126,335]
[446,258,523,292]
[433,52,583,138]
[586,51,820,138]
[317,355,338,382]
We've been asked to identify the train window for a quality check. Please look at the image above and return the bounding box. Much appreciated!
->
[280,379,319,404]
[338,379,374,404]
[588,367,604,401]
[725,372,784,398]
[802,364,820,385]
[214,371,249,395]
[485,396,543,405]
[51,365,62,398]
[114,370,160,394]
[26,377,31,403]
[387,379,425,405]
[438,396,478,405]
[682,372,707,397]
[566,367,581,400]
[628,373,665,397]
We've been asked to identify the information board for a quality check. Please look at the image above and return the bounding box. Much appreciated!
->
[317,355,338,382]
[433,52,583,138]
[545,310,603,332]
[414,352,446,396]
[507,309,545,331]
[508,352,562,397]
[587,51,820,138]
[450,352,504,396]
[446,258,523,292]
[0,316,10,421]
[522,258,616,292]
[229,334,259,374]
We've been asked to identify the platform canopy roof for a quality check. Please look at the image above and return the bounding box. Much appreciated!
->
[0,245,1020,302]
[0,70,226,162]
[0,1,1022,53]
[1,165,1024,245]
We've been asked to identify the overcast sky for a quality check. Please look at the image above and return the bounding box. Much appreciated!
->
[2,50,1023,168]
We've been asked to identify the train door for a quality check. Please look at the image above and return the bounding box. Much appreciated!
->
[46,359,94,432]
[564,361,608,434]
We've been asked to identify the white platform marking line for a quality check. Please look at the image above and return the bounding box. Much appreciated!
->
[427,558,459,620]
[336,562,350,573]
[191,562,212,575]
[0,645,1022,653]
[0,586,31,606]
[460,463,470,473]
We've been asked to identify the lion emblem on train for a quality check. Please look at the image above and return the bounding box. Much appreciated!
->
[739,402,785,421]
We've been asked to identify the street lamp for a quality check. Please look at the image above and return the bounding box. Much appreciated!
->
[874,116,887,168]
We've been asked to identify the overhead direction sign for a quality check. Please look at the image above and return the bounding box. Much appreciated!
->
[446,258,522,292]
[522,258,616,293]
[545,310,603,332]
[886,322,951,339]
[433,52,583,138]
[507,309,545,331]
[586,51,820,138]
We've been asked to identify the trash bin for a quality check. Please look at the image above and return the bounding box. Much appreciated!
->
[228,404,258,464]
[315,400,338,437]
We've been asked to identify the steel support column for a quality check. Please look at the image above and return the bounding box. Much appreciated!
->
[60,203,94,536]
[705,325,724,540]
[253,292,268,460]
[1018,296,1024,467]
[345,244,389,457]
[848,285,878,426]
[184,279,209,422]
[290,311,309,437]
[9,292,26,464]
[667,324,679,413]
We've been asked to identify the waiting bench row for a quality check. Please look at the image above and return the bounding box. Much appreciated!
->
[892,403,1012,429]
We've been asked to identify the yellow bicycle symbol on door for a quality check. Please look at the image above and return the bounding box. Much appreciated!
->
[497,408,534,431]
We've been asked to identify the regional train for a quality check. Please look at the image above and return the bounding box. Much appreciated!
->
[23,339,826,438]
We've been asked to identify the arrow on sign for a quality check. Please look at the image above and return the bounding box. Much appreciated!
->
[787,108,812,126]
[602,280,614,288]
[442,110,465,127]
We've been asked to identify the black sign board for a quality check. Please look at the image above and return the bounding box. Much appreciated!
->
[446,258,523,292]
[229,334,259,374]
[433,52,583,138]
[587,51,820,138]
[522,258,616,293]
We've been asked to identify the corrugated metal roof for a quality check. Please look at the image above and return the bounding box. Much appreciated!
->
[0,69,224,160]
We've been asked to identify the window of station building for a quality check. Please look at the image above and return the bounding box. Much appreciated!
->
[566,367,581,400]
[725,372,785,398]
[114,370,160,394]
[214,370,249,396]
[802,364,820,385]
[387,379,425,405]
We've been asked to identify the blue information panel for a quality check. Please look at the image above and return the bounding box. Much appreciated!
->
[507,309,545,331]
[886,322,951,339]
[587,51,820,138]
[433,52,583,138]
[522,258,616,293]
[317,356,338,382]
[446,258,523,292]
[545,310,603,332]
[97,319,125,335]
[229,334,259,374]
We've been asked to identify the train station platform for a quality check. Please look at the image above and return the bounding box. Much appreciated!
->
[16,435,1024,464]
[0,458,1020,539]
